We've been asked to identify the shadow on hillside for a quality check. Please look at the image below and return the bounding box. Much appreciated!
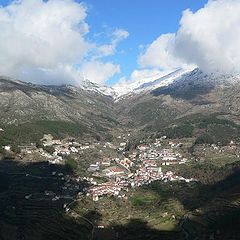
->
[0,159,185,240]
[0,159,186,240]
[0,159,240,240]
[150,81,214,103]
[79,209,184,240]
[183,191,240,240]
[147,162,240,211]
[146,163,240,239]
[0,159,92,240]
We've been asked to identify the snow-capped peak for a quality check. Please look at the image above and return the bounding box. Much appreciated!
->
[77,67,195,99]
[134,68,194,92]
[81,79,117,98]
[113,67,195,98]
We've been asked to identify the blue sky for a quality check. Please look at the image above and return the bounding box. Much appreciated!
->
[82,0,208,84]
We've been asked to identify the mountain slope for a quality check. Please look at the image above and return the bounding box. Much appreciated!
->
[0,77,119,142]
[115,68,240,135]
[1,68,240,144]
[81,79,117,98]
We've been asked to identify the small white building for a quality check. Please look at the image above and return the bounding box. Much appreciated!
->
[3,146,11,151]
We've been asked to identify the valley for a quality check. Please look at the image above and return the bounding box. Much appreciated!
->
[0,69,240,239]
[0,0,239,239]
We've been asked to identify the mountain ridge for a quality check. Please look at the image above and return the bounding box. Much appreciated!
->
[1,68,240,143]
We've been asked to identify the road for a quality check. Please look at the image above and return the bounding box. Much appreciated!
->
[179,213,191,240]
[66,198,96,240]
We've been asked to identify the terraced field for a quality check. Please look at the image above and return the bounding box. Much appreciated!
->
[181,172,240,240]
[0,157,239,240]
[0,160,91,240]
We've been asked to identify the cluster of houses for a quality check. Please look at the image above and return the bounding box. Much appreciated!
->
[87,168,195,201]
[3,130,240,205]
[87,182,124,202]
[135,140,187,166]
[42,134,95,157]
[118,158,134,170]
[15,134,116,164]
[86,138,196,201]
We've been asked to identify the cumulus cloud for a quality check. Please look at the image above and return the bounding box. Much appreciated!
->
[0,0,127,85]
[0,0,90,83]
[138,34,186,70]
[81,61,120,84]
[20,64,83,85]
[174,0,240,73]
[138,0,240,74]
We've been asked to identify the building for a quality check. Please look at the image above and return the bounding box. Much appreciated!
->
[103,167,125,177]
[88,164,100,172]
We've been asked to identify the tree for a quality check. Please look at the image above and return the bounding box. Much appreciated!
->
[11,145,20,154]
[195,134,214,145]
[43,145,55,154]
[65,156,78,172]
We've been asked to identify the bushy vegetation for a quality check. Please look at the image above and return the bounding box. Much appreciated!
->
[65,157,79,172]
[195,133,214,145]
[159,124,194,139]
[154,113,240,146]
[0,120,88,147]
[175,161,240,184]
[197,116,236,129]
[129,99,178,127]
[207,124,236,145]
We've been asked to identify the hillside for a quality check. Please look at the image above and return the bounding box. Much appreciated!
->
[1,69,240,145]
[0,71,240,240]
[0,77,120,144]
[115,69,240,143]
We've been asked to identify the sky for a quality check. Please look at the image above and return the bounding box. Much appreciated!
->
[83,0,208,84]
[0,0,239,88]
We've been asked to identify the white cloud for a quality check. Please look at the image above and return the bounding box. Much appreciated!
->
[0,0,127,85]
[138,34,186,70]
[81,61,120,84]
[0,0,91,82]
[138,0,240,74]
[96,28,129,58]
[112,29,129,43]
[116,33,189,94]
[20,64,83,85]
[174,0,240,74]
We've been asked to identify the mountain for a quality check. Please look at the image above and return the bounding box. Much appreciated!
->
[1,68,240,145]
[115,68,240,143]
[1,70,240,240]
[0,77,120,144]
[81,79,117,98]
[113,67,194,98]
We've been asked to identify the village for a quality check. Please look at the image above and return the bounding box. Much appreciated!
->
[86,136,197,201]
[2,132,240,203]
